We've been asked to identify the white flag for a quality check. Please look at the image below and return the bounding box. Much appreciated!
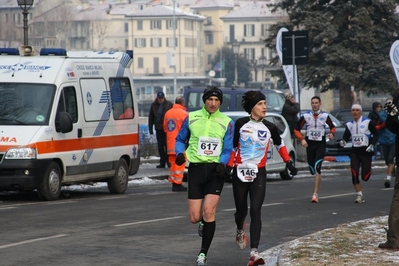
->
[389,40,399,85]
[276,27,299,102]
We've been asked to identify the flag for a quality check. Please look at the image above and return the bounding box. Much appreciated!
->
[213,60,224,71]
[389,40,399,84]
[276,27,299,102]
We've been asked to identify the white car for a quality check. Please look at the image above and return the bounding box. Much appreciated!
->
[223,111,297,180]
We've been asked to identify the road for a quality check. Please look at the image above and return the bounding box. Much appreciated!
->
[0,164,392,266]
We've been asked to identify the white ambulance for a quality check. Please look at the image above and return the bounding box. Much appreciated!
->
[0,46,140,200]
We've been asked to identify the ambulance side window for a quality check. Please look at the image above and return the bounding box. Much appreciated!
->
[57,87,78,123]
[110,77,134,120]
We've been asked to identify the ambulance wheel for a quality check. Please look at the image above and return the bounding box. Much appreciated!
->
[37,162,62,201]
[108,158,128,194]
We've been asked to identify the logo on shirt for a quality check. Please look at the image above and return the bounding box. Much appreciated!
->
[258,130,267,141]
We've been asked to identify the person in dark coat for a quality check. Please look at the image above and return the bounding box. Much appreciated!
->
[148,91,173,168]
[368,102,385,159]
[379,94,399,250]
[281,92,300,137]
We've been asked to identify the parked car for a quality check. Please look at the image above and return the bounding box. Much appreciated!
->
[223,111,297,180]
[299,110,351,156]
[183,87,285,113]
[330,108,371,124]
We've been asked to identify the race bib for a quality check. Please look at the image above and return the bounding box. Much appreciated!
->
[308,129,323,141]
[197,136,221,156]
[237,163,258,182]
[352,134,368,147]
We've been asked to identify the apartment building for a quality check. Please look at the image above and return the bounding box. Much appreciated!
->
[0,0,286,115]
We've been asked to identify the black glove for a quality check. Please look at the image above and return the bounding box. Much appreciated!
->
[286,160,298,176]
[175,153,186,166]
[225,166,233,176]
[215,163,226,178]
[149,127,154,135]
[385,100,398,116]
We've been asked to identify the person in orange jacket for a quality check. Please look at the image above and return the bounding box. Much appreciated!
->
[163,96,188,191]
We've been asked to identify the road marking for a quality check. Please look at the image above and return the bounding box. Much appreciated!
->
[0,207,17,210]
[320,192,356,199]
[0,234,68,249]
[97,196,129,200]
[113,216,185,227]
[222,203,283,212]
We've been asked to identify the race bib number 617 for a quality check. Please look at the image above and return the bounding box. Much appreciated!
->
[197,136,221,156]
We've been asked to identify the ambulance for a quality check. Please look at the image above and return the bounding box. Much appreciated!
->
[0,46,140,200]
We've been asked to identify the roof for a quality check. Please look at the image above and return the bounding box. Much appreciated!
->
[221,1,286,20]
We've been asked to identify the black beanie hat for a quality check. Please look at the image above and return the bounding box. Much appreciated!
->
[202,86,223,104]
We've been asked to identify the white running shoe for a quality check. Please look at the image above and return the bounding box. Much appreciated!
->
[236,223,248,250]
[354,195,365,203]
[247,251,265,266]
[196,253,207,266]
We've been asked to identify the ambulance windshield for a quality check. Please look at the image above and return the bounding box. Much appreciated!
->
[0,83,56,125]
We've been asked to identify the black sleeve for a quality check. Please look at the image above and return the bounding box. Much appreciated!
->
[263,120,283,146]
[386,114,399,134]
[342,125,351,142]
[233,117,250,148]
[368,120,379,146]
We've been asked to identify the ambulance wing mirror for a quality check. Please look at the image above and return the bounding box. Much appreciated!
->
[56,112,73,133]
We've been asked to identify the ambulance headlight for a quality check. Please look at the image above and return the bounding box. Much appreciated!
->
[5,148,36,159]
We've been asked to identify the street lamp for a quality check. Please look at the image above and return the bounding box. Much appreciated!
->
[172,0,177,100]
[258,55,266,89]
[232,42,240,86]
[17,0,34,46]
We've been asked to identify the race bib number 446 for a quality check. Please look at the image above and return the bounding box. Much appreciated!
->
[197,136,221,156]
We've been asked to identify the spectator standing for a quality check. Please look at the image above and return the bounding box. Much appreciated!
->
[378,94,399,250]
[294,96,336,203]
[281,92,300,137]
[340,104,378,203]
[378,98,396,188]
[175,86,234,266]
[163,96,188,192]
[228,90,297,266]
[148,91,173,168]
[368,101,385,158]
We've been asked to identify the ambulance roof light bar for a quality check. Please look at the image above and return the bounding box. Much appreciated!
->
[40,48,67,56]
[0,48,20,55]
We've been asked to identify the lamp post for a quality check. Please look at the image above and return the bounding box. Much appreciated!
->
[232,42,240,86]
[258,55,266,89]
[17,0,34,46]
[172,0,177,100]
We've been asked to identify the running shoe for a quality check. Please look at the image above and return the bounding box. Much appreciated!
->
[196,253,207,266]
[247,251,265,266]
[236,222,248,249]
[198,221,204,237]
[311,193,318,203]
[384,179,391,188]
[354,195,365,203]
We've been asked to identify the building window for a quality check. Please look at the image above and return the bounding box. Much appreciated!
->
[125,39,129,48]
[205,17,212,25]
[135,38,146,48]
[137,20,143,30]
[166,19,177,29]
[184,20,195,31]
[261,24,270,37]
[167,37,178,47]
[244,48,255,60]
[150,20,162,30]
[138,57,144,68]
[124,22,128,32]
[151,38,162,47]
[207,54,212,65]
[244,24,255,37]
[185,37,196,48]
[205,33,214,44]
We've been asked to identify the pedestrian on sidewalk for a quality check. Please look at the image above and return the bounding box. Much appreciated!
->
[378,98,396,188]
[368,101,385,159]
[163,96,188,192]
[148,91,173,168]
[228,90,297,266]
[281,92,300,142]
[294,96,336,203]
[379,94,399,250]
[175,86,234,266]
[340,104,378,203]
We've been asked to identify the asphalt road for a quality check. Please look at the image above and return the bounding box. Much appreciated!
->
[0,164,392,266]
